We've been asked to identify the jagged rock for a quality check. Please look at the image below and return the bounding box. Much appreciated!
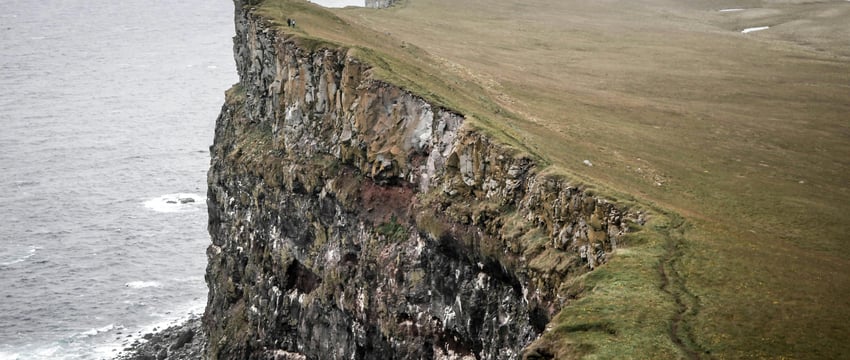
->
[117,316,206,360]
[170,328,195,350]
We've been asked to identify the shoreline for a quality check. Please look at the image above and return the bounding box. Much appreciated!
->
[114,316,206,360]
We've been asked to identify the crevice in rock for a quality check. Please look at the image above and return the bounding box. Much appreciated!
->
[284,260,322,294]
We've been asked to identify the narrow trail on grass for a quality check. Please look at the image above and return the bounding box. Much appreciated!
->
[658,216,706,359]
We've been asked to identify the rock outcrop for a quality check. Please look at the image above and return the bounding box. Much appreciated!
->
[365,0,397,9]
[203,1,639,359]
[118,316,207,360]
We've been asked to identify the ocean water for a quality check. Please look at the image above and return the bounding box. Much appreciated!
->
[0,0,236,359]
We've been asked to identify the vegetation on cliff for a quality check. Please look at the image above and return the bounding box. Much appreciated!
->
[219,0,850,358]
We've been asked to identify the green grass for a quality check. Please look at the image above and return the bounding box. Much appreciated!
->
[247,0,850,357]
[376,215,408,241]
[525,214,683,359]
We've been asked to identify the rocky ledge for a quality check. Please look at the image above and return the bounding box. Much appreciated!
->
[116,316,206,360]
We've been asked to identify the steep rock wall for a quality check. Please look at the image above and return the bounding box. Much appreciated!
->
[204,1,638,359]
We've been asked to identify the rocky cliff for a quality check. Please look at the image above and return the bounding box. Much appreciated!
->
[203,1,641,359]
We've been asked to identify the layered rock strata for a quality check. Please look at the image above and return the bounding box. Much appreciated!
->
[204,1,637,359]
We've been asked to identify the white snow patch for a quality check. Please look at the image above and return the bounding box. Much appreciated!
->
[742,26,770,34]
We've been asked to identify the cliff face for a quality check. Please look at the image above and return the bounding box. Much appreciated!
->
[204,1,637,359]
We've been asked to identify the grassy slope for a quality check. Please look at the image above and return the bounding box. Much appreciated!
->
[251,0,850,358]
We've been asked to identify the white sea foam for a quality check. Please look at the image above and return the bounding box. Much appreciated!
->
[79,323,115,337]
[142,193,204,213]
[0,351,21,360]
[65,299,206,359]
[1,246,42,266]
[719,8,745,12]
[742,26,770,34]
[124,281,162,289]
[33,346,62,358]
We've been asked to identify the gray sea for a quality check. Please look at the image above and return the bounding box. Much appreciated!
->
[0,0,236,358]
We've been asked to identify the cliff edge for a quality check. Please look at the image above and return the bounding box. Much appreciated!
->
[203,1,681,359]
